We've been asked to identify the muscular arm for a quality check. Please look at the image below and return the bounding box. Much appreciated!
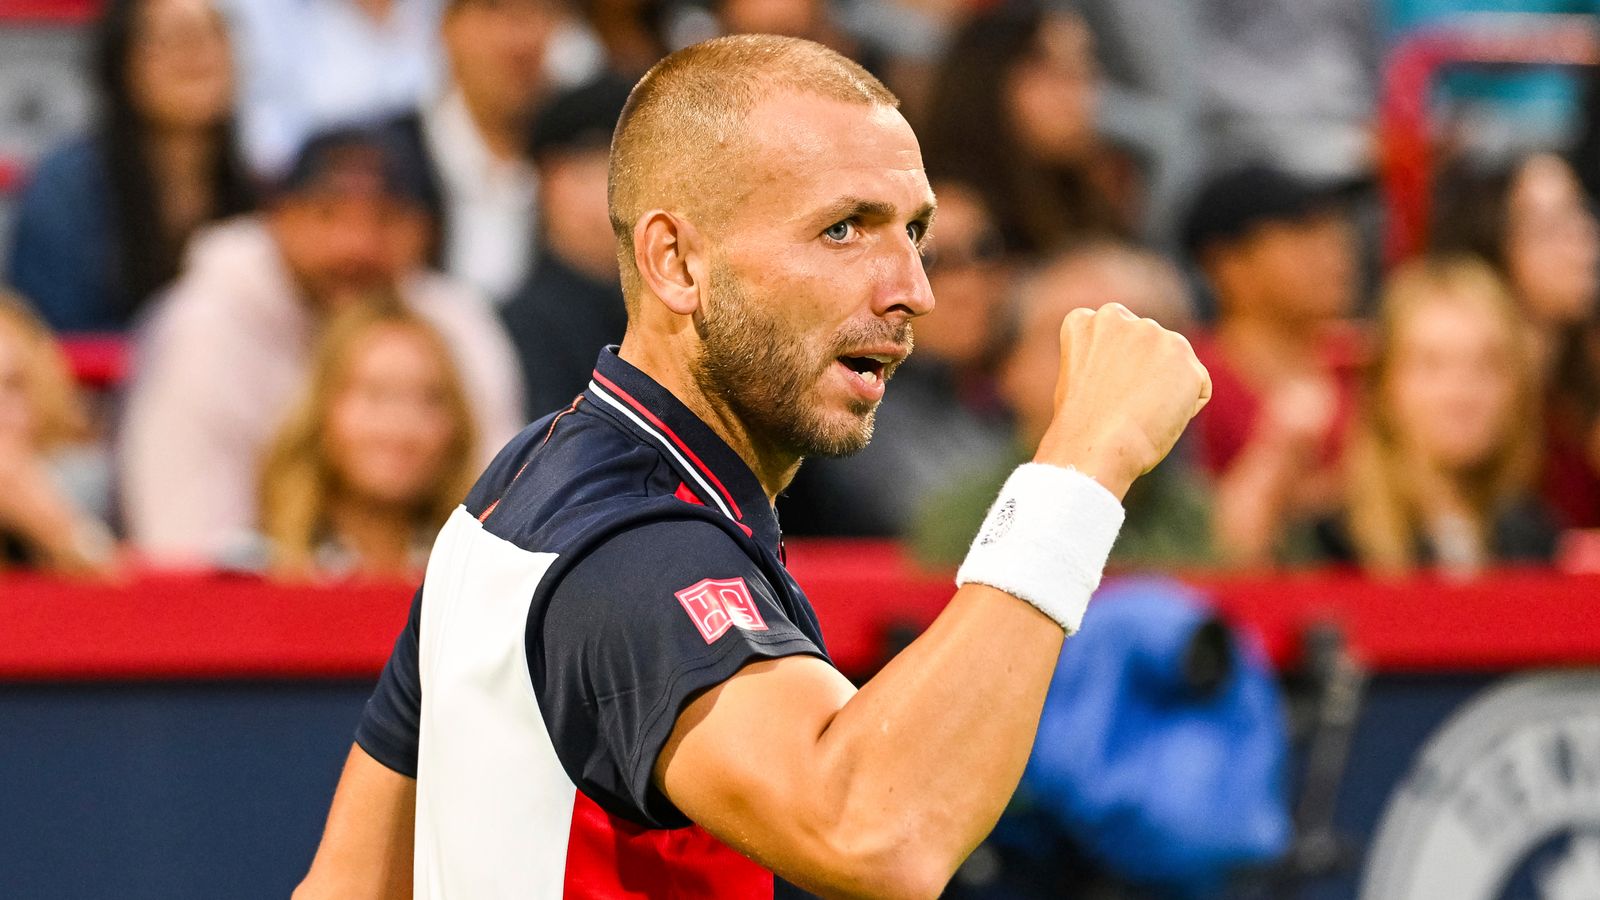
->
[292,744,415,900]
[658,305,1211,898]
[658,583,1067,898]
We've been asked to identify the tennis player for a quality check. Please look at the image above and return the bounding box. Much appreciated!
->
[295,34,1210,900]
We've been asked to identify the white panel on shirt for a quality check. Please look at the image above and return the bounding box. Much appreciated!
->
[415,506,572,898]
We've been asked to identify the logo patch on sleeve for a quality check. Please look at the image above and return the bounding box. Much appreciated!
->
[674,577,769,644]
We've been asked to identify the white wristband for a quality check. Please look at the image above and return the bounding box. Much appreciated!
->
[955,463,1125,634]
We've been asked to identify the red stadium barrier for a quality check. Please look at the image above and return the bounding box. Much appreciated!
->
[3,543,1599,680]
[0,1,100,24]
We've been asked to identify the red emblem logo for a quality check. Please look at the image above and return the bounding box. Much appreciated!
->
[675,577,768,644]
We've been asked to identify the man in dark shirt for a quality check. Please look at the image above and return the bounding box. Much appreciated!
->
[501,76,632,420]
[295,35,1210,899]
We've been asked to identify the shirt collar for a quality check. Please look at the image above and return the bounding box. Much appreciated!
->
[586,347,781,552]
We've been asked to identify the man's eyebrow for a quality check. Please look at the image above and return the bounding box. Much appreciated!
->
[814,197,939,224]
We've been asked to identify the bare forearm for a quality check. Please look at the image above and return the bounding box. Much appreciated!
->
[800,449,1135,882]
[810,584,1067,888]
[294,745,414,900]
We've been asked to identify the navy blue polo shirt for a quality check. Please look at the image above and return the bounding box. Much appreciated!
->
[355,347,829,897]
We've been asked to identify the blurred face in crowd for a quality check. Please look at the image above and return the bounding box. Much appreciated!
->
[539,146,618,279]
[443,0,558,127]
[916,183,1007,368]
[1005,12,1098,166]
[690,93,935,458]
[0,318,35,449]
[720,0,823,38]
[1000,244,1191,445]
[1505,154,1599,327]
[270,183,432,310]
[999,288,1064,448]
[1386,292,1521,474]
[1209,210,1358,325]
[128,0,233,131]
[324,323,461,509]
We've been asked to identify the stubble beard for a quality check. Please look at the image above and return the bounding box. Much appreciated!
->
[691,262,909,460]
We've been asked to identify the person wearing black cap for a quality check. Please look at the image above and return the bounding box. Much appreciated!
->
[119,126,524,566]
[1182,164,1364,566]
[500,75,632,420]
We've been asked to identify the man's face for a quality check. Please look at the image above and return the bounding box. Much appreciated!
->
[443,0,556,125]
[1220,210,1357,324]
[270,189,431,310]
[691,93,936,459]
[918,182,1007,368]
[541,146,616,271]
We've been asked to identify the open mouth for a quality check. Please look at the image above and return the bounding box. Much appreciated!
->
[837,354,893,387]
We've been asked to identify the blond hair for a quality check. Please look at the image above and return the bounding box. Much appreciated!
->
[607,34,898,307]
[258,302,478,578]
[0,292,90,451]
[1344,256,1539,572]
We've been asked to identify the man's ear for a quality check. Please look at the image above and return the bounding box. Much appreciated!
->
[634,211,710,317]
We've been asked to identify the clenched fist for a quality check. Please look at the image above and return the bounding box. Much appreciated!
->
[1033,303,1211,499]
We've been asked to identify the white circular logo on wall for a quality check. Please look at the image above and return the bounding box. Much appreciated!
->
[1361,674,1600,900]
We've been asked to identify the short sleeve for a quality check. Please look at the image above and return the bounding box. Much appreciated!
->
[355,585,423,777]
[535,519,825,827]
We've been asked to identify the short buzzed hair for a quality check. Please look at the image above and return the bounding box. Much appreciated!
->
[608,35,899,305]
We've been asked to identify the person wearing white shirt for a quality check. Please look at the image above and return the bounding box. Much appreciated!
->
[357,0,559,307]
[223,0,448,176]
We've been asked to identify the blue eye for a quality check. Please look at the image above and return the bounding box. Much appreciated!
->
[824,221,855,242]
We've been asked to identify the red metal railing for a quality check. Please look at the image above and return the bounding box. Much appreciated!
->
[3,543,1598,681]
[1379,14,1600,263]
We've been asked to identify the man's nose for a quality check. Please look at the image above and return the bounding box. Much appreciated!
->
[873,239,936,320]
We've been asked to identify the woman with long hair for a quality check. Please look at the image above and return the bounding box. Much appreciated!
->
[0,292,115,572]
[1320,257,1555,574]
[255,302,478,581]
[919,0,1126,257]
[6,0,255,333]
[1431,152,1600,527]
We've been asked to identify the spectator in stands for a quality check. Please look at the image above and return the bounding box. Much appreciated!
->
[780,180,1014,537]
[222,0,447,175]
[913,240,1217,570]
[1433,152,1600,527]
[381,0,562,303]
[0,293,115,573]
[581,0,669,77]
[1316,257,1556,574]
[6,0,255,334]
[1183,164,1363,567]
[119,127,521,566]
[714,0,887,78]
[253,303,477,580]
[921,1,1127,256]
[500,75,629,421]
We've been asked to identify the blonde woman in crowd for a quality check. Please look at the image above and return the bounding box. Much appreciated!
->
[1432,152,1600,528]
[1314,257,1557,575]
[254,303,478,581]
[0,294,115,573]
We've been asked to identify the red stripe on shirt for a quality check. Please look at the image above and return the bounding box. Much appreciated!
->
[592,371,744,521]
[563,790,774,898]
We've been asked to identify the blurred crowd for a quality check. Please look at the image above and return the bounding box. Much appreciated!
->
[4,0,1600,584]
